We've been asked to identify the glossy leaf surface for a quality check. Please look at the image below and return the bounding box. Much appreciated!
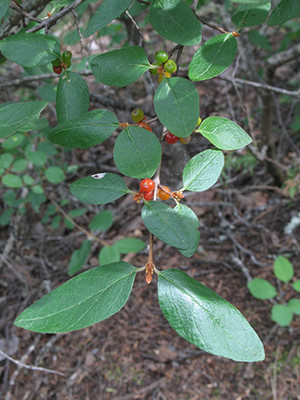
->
[0,101,47,139]
[150,0,202,45]
[182,149,224,192]
[56,71,90,123]
[154,77,199,138]
[48,110,119,148]
[189,34,237,81]
[15,263,137,333]
[199,117,252,150]
[91,46,150,87]
[0,32,60,67]
[113,126,161,178]
[70,173,129,205]
[158,269,265,362]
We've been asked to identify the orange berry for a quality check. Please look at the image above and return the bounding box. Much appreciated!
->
[158,186,171,201]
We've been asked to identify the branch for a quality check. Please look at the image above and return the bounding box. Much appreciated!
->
[26,0,87,33]
[266,43,300,70]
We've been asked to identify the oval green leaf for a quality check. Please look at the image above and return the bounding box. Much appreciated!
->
[292,280,300,293]
[88,210,114,231]
[173,204,200,258]
[189,33,237,81]
[0,101,47,139]
[271,304,293,327]
[199,116,252,150]
[231,3,271,29]
[149,0,202,45]
[84,0,133,37]
[56,71,90,124]
[142,201,190,250]
[14,262,137,333]
[114,238,146,254]
[2,174,23,188]
[273,255,294,283]
[68,239,91,276]
[182,149,224,192]
[48,110,119,148]
[99,246,121,266]
[247,278,277,300]
[70,173,129,205]
[91,46,150,87]
[267,0,300,26]
[154,77,199,138]
[113,125,161,179]
[45,167,66,184]
[287,299,300,315]
[158,269,265,362]
[0,32,60,67]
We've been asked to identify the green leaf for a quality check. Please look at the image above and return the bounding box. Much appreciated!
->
[0,0,9,20]
[149,0,202,46]
[173,204,200,258]
[199,117,252,150]
[232,3,271,29]
[154,77,199,138]
[70,173,129,205]
[91,46,150,87]
[0,101,47,139]
[99,246,121,265]
[56,71,90,124]
[271,304,293,327]
[38,83,57,103]
[2,174,23,188]
[48,110,119,149]
[268,0,300,26]
[27,150,47,166]
[142,201,190,250]
[182,149,224,192]
[229,0,271,3]
[113,126,161,178]
[114,238,146,254]
[188,34,237,81]
[248,30,272,51]
[0,32,60,67]
[45,167,65,184]
[12,159,27,173]
[292,280,300,292]
[14,262,137,333]
[273,255,294,283]
[69,208,88,218]
[84,0,133,37]
[2,133,25,149]
[247,278,277,300]
[68,240,92,276]
[0,153,13,169]
[287,299,300,316]
[158,269,265,362]
[88,210,114,231]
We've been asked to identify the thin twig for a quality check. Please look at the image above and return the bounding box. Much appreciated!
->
[195,15,229,35]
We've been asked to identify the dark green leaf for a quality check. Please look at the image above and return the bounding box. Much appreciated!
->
[154,77,199,138]
[70,173,129,205]
[68,240,91,276]
[199,117,252,150]
[85,0,133,37]
[48,110,119,148]
[271,304,293,327]
[142,201,190,250]
[113,126,161,178]
[0,101,47,139]
[88,210,114,231]
[99,246,121,265]
[189,34,237,81]
[91,46,150,87]
[247,278,277,300]
[149,0,202,45]
[268,0,300,26]
[14,262,137,333]
[56,71,90,123]
[114,238,146,254]
[158,269,265,362]
[45,167,65,184]
[0,32,60,67]
[232,3,271,29]
[182,149,224,192]
[174,204,200,258]
[273,255,294,283]
[27,150,47,166]
[0,0,9,20]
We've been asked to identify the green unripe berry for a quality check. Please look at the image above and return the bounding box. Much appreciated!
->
[52,57,61,67]
[155,50,168,64]
[164,59,177,74]
[131,108,144,123]
[62,50,72,63]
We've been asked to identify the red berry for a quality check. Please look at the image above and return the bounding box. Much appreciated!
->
[143,190,154,201]
[53,65,62,74]
[140,178,155,193]
[165,131,178,144]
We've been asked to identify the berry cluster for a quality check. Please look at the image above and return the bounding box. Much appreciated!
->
[131,108,152,132]
[150,50,178,83]
[52,50,72,75]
